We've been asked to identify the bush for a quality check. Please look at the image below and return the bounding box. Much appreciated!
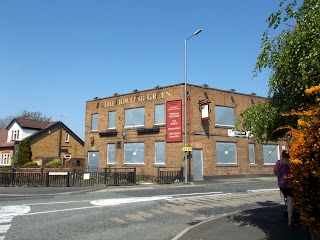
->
[23,162,38,167]
[45,159,62,167]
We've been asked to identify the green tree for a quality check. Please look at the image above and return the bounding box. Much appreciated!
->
[237,0,320,142]
[17,138,32,166]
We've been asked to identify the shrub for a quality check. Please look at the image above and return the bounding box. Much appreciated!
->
[23,162,38,167]
[45,159,62,167]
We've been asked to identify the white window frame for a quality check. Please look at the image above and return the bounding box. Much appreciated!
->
[249,143,255,164]
[91,113,98,131]
[107,143,115,164]
[124,142,144,164]
[124,107,145,128]
[154,104,165,125]
[215,106,235,128]
[108,111,116,129]
[155,141,165,165]
[0,153,10,166]
[11,130,19,141]
[263,144,279,165]
[216,142,237,164]
[65,133,70,143]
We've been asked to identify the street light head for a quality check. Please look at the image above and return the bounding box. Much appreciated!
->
[194,29,202,36]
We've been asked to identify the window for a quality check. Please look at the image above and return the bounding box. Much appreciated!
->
[108,111,116,129]
[91,113,98,131]
[154,104,165,125]
[216,142,237,164]
[124,142,144,164]
[249,144,255,164]
[263,144,279,164]
[215,106,235,127]
[0,153,10,166]
[65,133,70,143]
[107,143,115,164]
[155,141,165,164]
[11,130,19,141]
[124,107,145,127]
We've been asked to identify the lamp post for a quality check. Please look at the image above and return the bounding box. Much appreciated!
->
[184,29,202,183]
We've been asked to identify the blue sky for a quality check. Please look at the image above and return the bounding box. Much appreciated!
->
[0,0,280,140]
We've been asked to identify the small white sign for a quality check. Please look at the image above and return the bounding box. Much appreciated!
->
[83,173,90,180]
[49,172,68,176]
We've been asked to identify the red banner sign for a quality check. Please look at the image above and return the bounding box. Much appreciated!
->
[166,100,182,142]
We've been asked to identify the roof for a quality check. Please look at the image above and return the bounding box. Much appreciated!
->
[0,128,14,148]
[6,118,55,130]
[86,82,265,103]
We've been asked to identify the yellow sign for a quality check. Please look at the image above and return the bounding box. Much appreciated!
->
[182,147,193,152]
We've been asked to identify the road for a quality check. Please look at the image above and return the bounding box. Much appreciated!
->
[0,176,283,240]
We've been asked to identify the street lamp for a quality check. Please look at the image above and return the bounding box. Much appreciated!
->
[184,29,202,183]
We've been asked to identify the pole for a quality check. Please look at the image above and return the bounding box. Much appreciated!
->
[184,38,188,184]
[183,29,202,184]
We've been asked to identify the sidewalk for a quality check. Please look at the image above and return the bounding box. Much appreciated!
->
[173,205,310,240]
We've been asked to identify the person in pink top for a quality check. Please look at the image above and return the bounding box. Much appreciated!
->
[273,150,294,227]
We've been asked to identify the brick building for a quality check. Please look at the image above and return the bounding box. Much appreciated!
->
[0,118,85,168]
[84,83,287,180]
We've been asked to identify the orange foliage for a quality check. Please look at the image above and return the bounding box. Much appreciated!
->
[287,84,320,233]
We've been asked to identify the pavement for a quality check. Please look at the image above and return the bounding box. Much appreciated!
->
[0,179,312,240]
[173,206,310,240]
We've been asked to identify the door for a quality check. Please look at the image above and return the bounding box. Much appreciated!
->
[193,149,203,180]
[87,151,99,172]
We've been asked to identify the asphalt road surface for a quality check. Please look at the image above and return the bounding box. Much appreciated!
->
[0,176,282,240]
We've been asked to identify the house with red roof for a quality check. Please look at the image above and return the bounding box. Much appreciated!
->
[0,118,84,168]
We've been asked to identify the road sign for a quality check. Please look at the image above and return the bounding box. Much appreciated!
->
[182,147,193,152]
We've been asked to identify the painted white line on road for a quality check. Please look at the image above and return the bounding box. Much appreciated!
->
[27,199,92,206]
[91,196,172,206]
[0,225,10,234]
[168,193,232,201]
[0,205,30,239]
[24,205,105,216]
[24,196,173,215]
[247,189,278,193]
[160,192,223,198]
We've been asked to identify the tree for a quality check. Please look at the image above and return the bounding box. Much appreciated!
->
[287,85,320,236]
[17,138,32,166]
[0,110,51,129]
[237,0,320,142]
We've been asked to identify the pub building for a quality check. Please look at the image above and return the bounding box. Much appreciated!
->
[84,83,286,180]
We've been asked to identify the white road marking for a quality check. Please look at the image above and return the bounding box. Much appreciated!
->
[0,205,30,239]
[247,189,278,192]
[91,196,172,206]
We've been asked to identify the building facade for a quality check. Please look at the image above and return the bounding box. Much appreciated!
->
[0,118,85,168]
[84,83,287,179]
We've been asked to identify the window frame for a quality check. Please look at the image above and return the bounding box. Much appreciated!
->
[91,113,98,131]
[262,144,279,165]
[215,106,235,128]
[107,143,115,164]
[0,153,10,166]
[124,142,145,164]
[216,142,237,165]
[155,141,165,165]
[108,111,116,129]
[154,104,165,125]
[124,107,145,128]
[11,130,19,141]
[249,143,255,164]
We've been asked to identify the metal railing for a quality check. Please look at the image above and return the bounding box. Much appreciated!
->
[157,167,183,184]
[0,167,136,187]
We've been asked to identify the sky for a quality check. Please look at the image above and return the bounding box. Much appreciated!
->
[0,0,280,141]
